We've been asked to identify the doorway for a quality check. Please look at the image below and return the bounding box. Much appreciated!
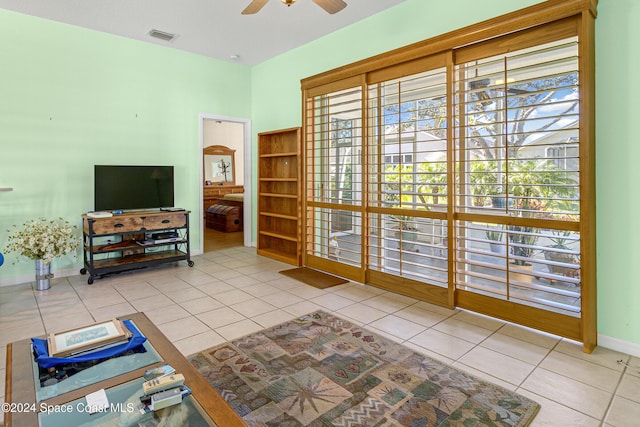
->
[199,114,252,253]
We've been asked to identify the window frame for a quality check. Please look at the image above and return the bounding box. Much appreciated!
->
[301,0,597,352]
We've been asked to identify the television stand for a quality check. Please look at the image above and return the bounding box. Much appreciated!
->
[80,210,193,284]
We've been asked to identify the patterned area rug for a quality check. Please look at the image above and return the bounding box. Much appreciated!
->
[188,311,540,426]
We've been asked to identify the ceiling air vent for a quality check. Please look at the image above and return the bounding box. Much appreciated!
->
[148,29,177,42]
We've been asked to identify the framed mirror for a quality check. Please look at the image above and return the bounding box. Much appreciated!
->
[204,145,235,185]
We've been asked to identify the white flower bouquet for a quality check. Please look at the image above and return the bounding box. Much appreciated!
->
[5,218,80,265]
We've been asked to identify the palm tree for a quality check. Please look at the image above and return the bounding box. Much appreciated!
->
[508,159,578,218]
[416,160,447,206]
[506,159,578,266]
[469,159,499,207]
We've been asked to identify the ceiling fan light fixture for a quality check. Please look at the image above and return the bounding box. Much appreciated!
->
[242,0,346,15]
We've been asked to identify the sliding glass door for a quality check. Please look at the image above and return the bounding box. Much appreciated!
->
[365,58,451,305]
[454,36,581,320]
[302,2,596,349]
[304,78,365,280]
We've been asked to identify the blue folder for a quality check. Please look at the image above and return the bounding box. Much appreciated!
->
[32,319,147,368]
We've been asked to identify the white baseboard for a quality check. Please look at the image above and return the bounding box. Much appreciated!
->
[598,334,640,358]
[0,248,224,288]
[0,267,79,288]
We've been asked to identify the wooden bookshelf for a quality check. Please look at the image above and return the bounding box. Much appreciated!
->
[257,127,302,265]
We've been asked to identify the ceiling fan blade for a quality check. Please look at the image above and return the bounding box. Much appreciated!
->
[242,0,270,15]
[313,0,347,14]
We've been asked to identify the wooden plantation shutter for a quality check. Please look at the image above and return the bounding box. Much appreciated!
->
[366,57,451,304]
[301,0,597,351]
[453,27,582,320]
[304,77,366,281]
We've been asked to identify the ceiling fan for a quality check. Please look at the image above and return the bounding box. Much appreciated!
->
[242,0,347,15]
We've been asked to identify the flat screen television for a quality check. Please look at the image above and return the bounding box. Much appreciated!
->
[94,165,174,211]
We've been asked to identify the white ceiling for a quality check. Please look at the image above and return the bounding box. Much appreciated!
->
[0,0,407,66]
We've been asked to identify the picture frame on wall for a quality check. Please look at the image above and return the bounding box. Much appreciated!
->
[48,318,129,357]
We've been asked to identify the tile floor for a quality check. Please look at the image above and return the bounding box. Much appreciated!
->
[1,246,639,426]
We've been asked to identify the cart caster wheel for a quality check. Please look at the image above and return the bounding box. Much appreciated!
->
[188,261,195,267]
[88,277,94,285]
[80,268,87,275]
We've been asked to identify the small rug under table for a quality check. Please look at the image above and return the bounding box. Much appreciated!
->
[188,311,539,426]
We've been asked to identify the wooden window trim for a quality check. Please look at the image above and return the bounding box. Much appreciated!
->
[366,53,448,85]
[301,0,596,91]
[453,16,579,64]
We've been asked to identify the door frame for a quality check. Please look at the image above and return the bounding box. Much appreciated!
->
[199,113,253,250]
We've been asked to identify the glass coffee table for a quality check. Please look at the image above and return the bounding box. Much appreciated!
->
[4,312,244,427]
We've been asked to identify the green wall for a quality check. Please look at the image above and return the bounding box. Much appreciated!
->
[594,0,640,347]
[2,0,639,349]
[0,9,252,280]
